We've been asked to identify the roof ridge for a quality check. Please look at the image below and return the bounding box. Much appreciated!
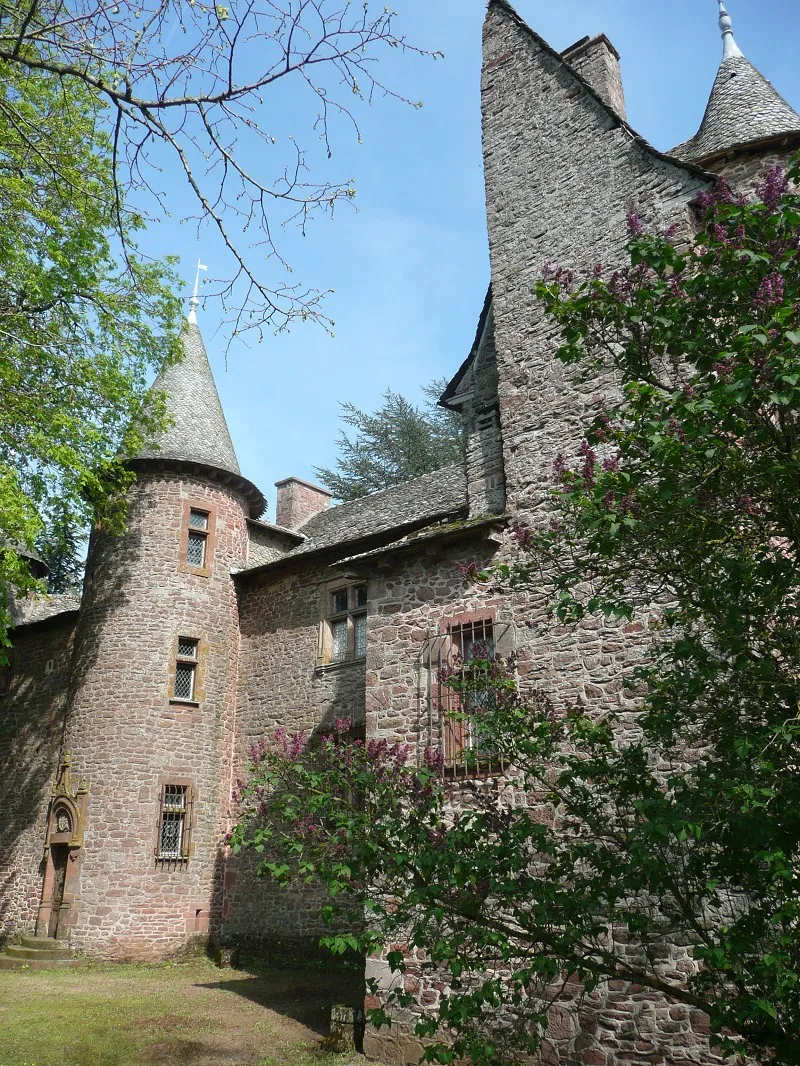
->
[485,0,712,182]
[301,463,465,526]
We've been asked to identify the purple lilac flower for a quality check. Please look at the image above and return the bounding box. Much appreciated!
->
[755,166,789,212]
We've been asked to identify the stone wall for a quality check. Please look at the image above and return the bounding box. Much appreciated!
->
[449,302,507,518]
[482,3,709,526]
[362,6,723,1063]
[222,556,367,954]
[0,616,76,941]
[707,143,798,190]
[58,470,249,958]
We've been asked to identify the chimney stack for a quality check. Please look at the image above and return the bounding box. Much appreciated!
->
[274,476,333,530]
[562,34,627,121]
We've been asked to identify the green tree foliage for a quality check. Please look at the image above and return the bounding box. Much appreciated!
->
[232,165,800,1065]
[0,59,182,645]
[35,500,86,595]
[315,379,463,501]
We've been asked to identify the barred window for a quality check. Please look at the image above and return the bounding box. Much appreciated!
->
[186,509,209,568]
[173,638,199,701]
[321,582,368,664]
[156,784,193,861]
[421,618,505,776]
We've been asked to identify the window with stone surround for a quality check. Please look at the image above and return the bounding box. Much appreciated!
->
[156,783,194,862]
[173,638,199,701]
[318,581,368,666]
[420,613,510,776]
[179,501,216,577]
[187,509,209,567]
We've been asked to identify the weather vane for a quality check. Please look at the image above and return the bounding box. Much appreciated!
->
[188,259,208,323]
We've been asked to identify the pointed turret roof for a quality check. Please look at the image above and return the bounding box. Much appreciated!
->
[132,313,266,518]
[138,321,241,474]
[673,2,800,164]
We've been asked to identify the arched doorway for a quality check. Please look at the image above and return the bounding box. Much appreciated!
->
[35,754,88,941]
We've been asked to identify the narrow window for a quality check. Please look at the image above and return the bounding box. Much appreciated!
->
[157,784,192,861]
[441,619,496,772]
[173,638,199,702]
[324,582,368,664]
[0,651,12,696]
[186,509,209,568]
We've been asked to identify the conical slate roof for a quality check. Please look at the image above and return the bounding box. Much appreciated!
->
[672,5,800,164]
[133,319,266,518]
[138,321,241,473]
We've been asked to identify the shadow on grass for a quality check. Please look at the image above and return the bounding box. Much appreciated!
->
[197,969,365,1038]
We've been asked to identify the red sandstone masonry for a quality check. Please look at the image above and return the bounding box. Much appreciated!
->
[59,471,248,959]
[0,619,76,940]
[224,557,366,953]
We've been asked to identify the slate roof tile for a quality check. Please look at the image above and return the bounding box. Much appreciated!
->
[673,56,800,164]
[136,322,241,475]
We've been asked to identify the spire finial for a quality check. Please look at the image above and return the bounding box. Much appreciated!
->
[188,259,208,324]
[718,1,744,61]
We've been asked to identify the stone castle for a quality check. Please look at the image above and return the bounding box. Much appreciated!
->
[2,2,799,1062]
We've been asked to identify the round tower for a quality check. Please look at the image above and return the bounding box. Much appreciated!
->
[671,2,800,186]
[40,305,265,958]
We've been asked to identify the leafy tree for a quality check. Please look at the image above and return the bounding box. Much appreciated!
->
[232,164,800,1065]
[315,379,463,501]
[36,500,86,595]
[0,59,182,646]
[0,0,437,333]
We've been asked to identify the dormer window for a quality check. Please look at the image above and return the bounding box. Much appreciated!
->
[187,509,209,567]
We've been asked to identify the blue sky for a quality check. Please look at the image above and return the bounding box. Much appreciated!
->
[136,0,800,520]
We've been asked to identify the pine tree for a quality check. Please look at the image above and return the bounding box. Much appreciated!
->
[315,379,463,501]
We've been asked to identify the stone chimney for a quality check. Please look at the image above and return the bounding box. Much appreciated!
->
[562,34,627,121]
[275,476,333,530]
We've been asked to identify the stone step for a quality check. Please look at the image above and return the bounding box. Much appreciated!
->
[0,954,81,971]
[19,935,70,951]
[4,943,74,960]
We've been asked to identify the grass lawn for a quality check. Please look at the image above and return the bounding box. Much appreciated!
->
[0,957,366,1066]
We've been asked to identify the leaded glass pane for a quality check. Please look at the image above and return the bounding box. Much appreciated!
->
[160,811,185,858]
[331,589,348,615]
[353,584,368,608]
[178,638,198,660]
[354,614,367,659]
[189,509,209,530]
[187,530,206,567]
[331,619,348,662]
[174,662,196,700]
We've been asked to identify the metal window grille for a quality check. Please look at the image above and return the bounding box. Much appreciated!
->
[188,510,209,531]
[419,620,509,776]
[158,784,190,860]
